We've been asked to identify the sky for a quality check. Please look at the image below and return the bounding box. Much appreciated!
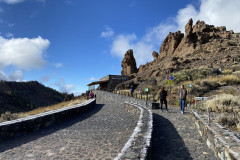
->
[0,0,240,95]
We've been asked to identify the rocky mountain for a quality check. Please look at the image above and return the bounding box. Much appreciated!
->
[0,81,65,114]
[116,18,240,91]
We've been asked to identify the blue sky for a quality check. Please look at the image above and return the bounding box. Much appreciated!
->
[0,0,239,95]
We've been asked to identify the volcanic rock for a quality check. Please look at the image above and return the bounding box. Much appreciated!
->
[152,51,159,60]
[121,49,138,76]
[159,31,184,58]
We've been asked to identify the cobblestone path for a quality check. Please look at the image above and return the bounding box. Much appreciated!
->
[151,106,218,160]
[0,104,139,160]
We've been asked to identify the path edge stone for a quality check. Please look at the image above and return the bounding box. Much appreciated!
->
[191,110,240,160]
[0,99,96,141]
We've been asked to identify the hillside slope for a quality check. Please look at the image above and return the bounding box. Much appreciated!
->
[0,81,65,114]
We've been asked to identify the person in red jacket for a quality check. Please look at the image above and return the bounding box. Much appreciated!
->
[89,91,94,98]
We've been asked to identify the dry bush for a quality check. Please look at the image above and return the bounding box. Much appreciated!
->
[0,112,18,122]
[216,113,240,131]
[219,75,240,85]
[203,94,240,113]
[202,94,240,131]
[222,69,233,75]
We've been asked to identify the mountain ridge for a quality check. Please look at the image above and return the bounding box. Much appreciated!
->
[118,18,240,91]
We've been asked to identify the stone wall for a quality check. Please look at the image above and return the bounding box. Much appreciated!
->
[0,99,96,141]
[191,110,240,160]
[94,90,159,109]
[94,90,153,160]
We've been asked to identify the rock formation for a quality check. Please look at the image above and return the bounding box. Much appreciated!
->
[117,18,240,91]
[121,49,138,76]
[159,31,184,59]
[152,51,159,60]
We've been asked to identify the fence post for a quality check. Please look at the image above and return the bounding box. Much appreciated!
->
[207,107,211,124]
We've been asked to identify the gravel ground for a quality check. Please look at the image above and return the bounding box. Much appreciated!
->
[151,106,218,160]
[0,104,139,160]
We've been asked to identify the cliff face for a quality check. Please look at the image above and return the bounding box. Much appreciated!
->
[116,18,240,90]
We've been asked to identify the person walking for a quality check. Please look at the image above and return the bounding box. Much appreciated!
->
[159,87,168,111]
[130,85,134,97]
[178,85,187,114]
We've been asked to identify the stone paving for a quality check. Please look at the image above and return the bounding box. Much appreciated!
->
[151,106,218,160]
[0,104,139,160]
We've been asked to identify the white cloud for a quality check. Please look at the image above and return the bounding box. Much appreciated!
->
[0,70,23,81]
[39,71,57,83]
[110,34,159,66]
[109,0,240,66]
[101,26,114,38]
[0,36,50,70]
[9,70,23,81]
[53,78,75,93]
[0,0,45,4]
[176,0,240,32]
[0,70,7,80]
[54,62,63,68]
[5,32,14,38]
[8,23,15,27]
[40,74,51,83]
[0,0,25,4]
[89,77,98,81]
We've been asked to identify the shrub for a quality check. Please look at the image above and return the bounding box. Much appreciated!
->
[227,41,237,46]
[173,68,216,84]
[227,87,236,95]
[0,112,17,122]
[222,69,233,75]
[219,75,240,85]
[202,94,240,113]
[216,113,239,131]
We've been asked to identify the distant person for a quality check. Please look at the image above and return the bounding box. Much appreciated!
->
[89,91,94,99]
[178,85,187,114]
[130,85,134,96]
[159,87,168,111]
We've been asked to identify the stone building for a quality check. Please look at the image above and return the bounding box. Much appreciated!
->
[87,75,129,91]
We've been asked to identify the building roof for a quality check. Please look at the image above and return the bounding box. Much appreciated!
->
[87,80,109,86]
[87,75,129,86]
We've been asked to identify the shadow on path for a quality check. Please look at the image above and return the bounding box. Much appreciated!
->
[0,104,104,153]
[151,113,193,160]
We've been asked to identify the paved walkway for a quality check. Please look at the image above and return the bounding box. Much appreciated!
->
[151,106,218,160]
[0,104,139,160]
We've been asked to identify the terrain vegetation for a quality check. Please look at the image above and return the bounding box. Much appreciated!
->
[0,81,86,122]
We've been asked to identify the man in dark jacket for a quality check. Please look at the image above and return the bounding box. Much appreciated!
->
[159,87,168,111]
[178,85,187,114]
